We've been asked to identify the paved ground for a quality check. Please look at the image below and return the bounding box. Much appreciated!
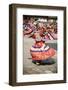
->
[23,37,57,75]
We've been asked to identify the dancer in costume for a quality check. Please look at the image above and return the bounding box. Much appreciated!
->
[23,18,56,65]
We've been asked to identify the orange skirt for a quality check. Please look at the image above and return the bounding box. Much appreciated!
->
[30,48,55,60]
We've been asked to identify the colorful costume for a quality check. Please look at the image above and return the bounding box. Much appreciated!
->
[23,22,56,65]
[30,41,55,60]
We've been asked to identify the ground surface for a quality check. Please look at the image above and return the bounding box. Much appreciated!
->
[23,37,57,75]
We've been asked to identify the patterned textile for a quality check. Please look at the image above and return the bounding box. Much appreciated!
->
[44,32,56,40]
[23,23,56,61]
[30,41,55,60]
[23,23,36,37]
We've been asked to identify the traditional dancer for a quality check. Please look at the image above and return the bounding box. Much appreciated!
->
[23,19,56,65]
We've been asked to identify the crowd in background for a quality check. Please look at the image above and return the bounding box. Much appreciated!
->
[23,15,57,40]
